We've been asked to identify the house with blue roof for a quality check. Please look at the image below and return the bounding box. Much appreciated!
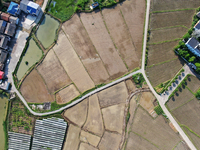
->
[7,2,19,16]
[186,37,200,57]
[20,0,41,16]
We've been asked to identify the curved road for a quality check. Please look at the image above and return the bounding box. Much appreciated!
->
[10,0,196,149]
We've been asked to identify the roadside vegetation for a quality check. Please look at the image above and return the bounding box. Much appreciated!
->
[132,73,145,88]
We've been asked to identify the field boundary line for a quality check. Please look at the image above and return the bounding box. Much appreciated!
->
[181,124,200,138]
[169,97,195,112]
[151,8,195,14]
[77,14,111,77]
[100,11,129,71]
[185,86,195,95]
[151,25,188,31]
[146,58,178,68]
[149,38,181,45]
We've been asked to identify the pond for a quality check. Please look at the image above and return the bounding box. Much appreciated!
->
[36,14,59,48]
[0,95,8,150]
[17,39,43,80]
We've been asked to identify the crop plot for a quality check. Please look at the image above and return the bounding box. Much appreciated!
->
[150,10,195,29]
[146,58,184,87]
[149,27,188,44]
[147,41,178,66]
[172,98,200,136]
[167,87,194,111]
[102,6,140,70]
[186,75,200,93]
[120,0,146,59]
[80,12,128,79]
[37,50,71,93]
[20,69,54,103]
[56,84,80,104]
[62,14,110,84]
[53,30,95,92]
[151,0,200,12]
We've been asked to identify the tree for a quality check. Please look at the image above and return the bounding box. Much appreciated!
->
[25,61,28,65]
[195,89,200,100]
[189,56,196,62]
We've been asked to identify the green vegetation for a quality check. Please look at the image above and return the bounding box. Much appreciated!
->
[46,0,119,22]
[132,73,145,88]
[174,7,200,73]
[195,88,200,100]
[126,111,130,124]
[154,104,163,115]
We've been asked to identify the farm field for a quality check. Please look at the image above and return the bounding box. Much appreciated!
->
[17,39,43,80]
[186,75,200,93]
[150,10,195,29]
[80,11,128,79]
[102,6,139,70]
[149,27,188,44]
[53,30,95,93]
[125,106,182,150]
[62,14,110,84]
[37,50,71,93]
[119,0,146,59]
[146,58,184,87]
[146,1,199,88]
[36,15,59,48]
[0,95,8,150]
[20,69,54,103]
[151,0,200,11]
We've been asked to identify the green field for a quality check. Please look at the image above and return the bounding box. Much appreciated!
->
[0,96,8,150]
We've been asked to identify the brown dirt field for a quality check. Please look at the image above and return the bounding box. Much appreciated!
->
[147,41,179,66]
[182,127,200,150]
[167,88,194,111]
[125,79,136,94]
[98,131,121,150]
[172,98,200,136]
[150,10,195,29]
[97,82,128,108]
[37,50,71,93]
[79,142,98,150]
[149,27,188,44]
[56,84,80,104]
[126,132,159,150]
[151,0,200,11]
[146,58,184,87]
[139,92,155,112]
[63,124,81,150]
[120,0,146,59]
[174,141,190,150]
[186,75,200,93]
[131,106,181,150]
[80,12,128,79]
[102,103,125,134]
[63,98,88,127]
[53,30,95,92]
[102,6,140,70]
[80,130,101,147]
[20,69,54,103]
[62,14,110,84]
[83,94,104,137]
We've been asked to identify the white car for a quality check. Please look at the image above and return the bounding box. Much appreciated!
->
[7,59,10,64]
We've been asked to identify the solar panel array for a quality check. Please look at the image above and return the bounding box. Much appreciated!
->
[31,117,67,150]
[8,131,31,150]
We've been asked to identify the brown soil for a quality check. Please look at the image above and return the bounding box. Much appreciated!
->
[80,12,128,79]
[37,49,72,93]
[79,142,98,150]
[62,14,110,84]
[20,69,54,103]
[139,92,155,112]
[102,6,140,70]
[53,30,95,92]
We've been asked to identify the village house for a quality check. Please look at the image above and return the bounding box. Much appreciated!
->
[7,2,20,16]
[0,35,10,50]
[194,20,200,30]
[4,22,16,37]
[0,20,7,34]
[20,0,42,16]
[185,37,200,57]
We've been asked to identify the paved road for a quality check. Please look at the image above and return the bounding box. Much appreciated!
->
[140,0,196,149]
[8,0,196,149]
[41,0,48,11]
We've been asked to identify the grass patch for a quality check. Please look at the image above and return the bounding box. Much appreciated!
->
[154,103,163,115]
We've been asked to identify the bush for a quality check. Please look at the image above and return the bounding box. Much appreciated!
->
[132,73,145,88]
[195,88,200,100]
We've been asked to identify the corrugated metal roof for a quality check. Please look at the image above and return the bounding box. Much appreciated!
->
[7,2,19,15]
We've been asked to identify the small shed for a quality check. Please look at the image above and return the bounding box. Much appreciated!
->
[0,13,10,22]
[7,2,19,16]
[0,20,7,34]
[0,71,4,80]
[9,16,19,25]
[4,23,16,37]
